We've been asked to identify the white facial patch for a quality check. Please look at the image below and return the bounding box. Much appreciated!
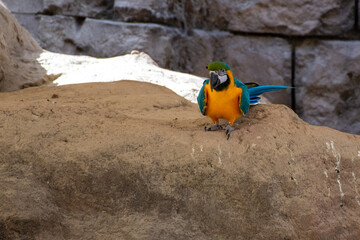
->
[218,74,228,83]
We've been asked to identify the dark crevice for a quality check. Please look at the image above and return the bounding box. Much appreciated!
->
[228,29,360,41]
[75,16,86,32]
[75,16,86,26]
[355,0,359,30]
[38,12,88,19]
[11,12,38,15]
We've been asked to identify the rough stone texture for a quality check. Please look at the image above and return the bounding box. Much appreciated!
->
[113,0,354,35]
[226,0,354,35]
[4,0,354,36]
[2,0,113,17]
[73,19,180,64]
[0,2,50,91]
[113,0,205,33]
[29,14,79,55]
[1,0,42,13]
[296,40,360,135]
[42,0,114,18]
[1,81,360,239]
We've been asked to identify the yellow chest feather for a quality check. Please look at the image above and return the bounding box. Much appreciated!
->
[205,83,243,124]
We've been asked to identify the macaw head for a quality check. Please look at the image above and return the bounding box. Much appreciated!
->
[206,62,231,91]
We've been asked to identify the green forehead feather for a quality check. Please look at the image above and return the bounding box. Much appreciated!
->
[207,62,230,71]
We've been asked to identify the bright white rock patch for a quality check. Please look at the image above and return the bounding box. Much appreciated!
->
[38,50,206,103]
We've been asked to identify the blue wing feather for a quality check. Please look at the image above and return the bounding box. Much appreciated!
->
[234,78,250,114]
[248,85,293,104]
[197,79,209,115]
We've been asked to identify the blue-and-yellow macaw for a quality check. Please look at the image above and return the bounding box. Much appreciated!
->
[197,61,292,139]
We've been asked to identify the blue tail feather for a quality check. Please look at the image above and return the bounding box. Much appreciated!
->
[248,85,293,104]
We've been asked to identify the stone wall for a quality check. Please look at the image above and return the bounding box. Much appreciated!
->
[2,0,360,134]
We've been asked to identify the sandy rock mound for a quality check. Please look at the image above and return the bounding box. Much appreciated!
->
[0,81,359,239]
[0,3,52,91]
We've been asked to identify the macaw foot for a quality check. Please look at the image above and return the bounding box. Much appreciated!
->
[204,122,223,131]
[225,125,236,140]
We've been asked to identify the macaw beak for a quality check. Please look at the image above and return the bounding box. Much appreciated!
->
[210,72,220,91]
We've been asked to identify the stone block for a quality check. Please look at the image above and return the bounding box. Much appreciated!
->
[74,19,180,65]
[3,0,114,18]
[43,0,114,18]
[73,20,217,78]
[228,0,354,35]
[3,0,356,36]
[9,14,79,55]
[114,0,355,36]
[2,0,43,13]
[295,40,360,134]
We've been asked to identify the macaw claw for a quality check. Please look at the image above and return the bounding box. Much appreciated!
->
[225,125,235,140]
[204,123,235,140]
[204,123,223,131]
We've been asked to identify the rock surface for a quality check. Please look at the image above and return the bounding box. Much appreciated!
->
[296,40,360,134]
[113,0,354,35]
[43,0,114,18]
[2,0,113,17]
[5,0,354,35]
[1,81,360,239]
[0,3,49,91]
[11,0,350,36]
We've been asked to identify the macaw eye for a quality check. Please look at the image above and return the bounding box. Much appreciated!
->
[218,69,226,76]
